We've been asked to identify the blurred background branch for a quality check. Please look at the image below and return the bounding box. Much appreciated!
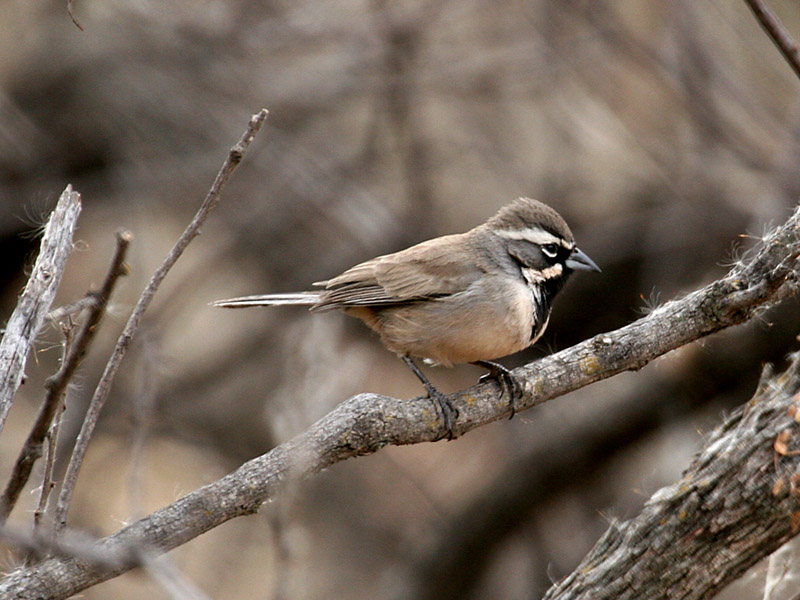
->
[2,1,800,599]
[745,0,800,80]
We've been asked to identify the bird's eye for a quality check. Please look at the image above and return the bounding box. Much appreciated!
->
[541,243,559,258]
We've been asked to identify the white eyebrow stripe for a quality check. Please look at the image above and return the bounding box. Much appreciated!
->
[497,227,571,247]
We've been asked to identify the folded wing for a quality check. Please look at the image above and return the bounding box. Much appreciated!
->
[313,233,481,311]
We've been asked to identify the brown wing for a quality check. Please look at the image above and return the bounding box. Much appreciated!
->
[312,233,482,311]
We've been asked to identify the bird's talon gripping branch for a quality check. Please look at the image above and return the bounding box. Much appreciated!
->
[429,388,459,441]
[474,360,524,418]
[402,355,459,439]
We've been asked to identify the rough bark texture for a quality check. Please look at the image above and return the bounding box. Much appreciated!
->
[543,354,800,599]
[0,187,81,433]
[0,206,798,599]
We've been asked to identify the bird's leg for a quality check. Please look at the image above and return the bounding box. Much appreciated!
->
[472,360,524,419]
[401,355,458,440]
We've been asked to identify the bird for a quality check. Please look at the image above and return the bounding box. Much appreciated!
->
[212,197,600,439]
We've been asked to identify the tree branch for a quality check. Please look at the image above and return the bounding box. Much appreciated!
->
[0,186,81,434]
[0,230,131,524]
[1,202,798,598]
[66,0,84,31]
[542,352,800,599]
[407,370,716,600]
[52,109,268,535]
[45,296,101,324]
[744,0,800,81]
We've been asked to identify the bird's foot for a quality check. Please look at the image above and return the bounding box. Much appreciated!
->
[426,386,459,441]
[473,361,524,419]
[402,355,459,440]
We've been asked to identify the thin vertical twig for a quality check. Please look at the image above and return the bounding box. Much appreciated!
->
[744,0,800,81]
[0,186,81,434]
[53,109,269,535]
[33,324,70,532]
[66,0,84,31]
[33,401,63,532]
[0,230,132,524]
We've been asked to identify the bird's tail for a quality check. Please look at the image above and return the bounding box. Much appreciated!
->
[210,292,321,308]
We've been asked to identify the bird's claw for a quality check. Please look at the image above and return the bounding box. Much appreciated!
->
[401,355,459,440]
[426,388,459,440]
[475,361,524,419]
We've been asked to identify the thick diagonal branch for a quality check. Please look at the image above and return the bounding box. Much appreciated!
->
[1,204,798,599]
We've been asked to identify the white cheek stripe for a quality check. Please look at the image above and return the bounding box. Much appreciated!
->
[522,263,563,284]
[498,227,571,247]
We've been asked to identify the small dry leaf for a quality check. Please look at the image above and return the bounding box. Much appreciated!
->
[775,430,792,456]
[789,405,797,418]
[773,477,786,496]
[790,511,800,533]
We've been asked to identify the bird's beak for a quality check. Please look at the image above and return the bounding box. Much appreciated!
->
[565,247,601,272]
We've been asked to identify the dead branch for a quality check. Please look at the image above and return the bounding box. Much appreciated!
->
[66,0,83,31]
[1,202,797,599]
[45,296,101,324]
[52,109,268,535]
[744,0,800,81]
[0,230,131,524]
[0,187,81,434]
[541,351,800,599]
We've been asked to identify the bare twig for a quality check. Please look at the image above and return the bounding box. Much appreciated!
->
[0,230,131,524]
[46,295,101,323]
[53,109,268,535]
[66,0,84,31]
[2,203,798,600]
[0,186,81,434]
[33,325,70,533]
[0,525,126,570]
[33,403,61,532]
[744,0,800,81]
[126,339,160,520]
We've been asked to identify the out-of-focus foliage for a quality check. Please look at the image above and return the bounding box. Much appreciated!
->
[1,1,800,598]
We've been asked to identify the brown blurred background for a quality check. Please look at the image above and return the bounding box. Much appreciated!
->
[2,1,800,598]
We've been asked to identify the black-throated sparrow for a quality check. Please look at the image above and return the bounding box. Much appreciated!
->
[213,198,599,438]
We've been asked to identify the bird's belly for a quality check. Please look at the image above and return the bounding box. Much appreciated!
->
[369,278,537,366]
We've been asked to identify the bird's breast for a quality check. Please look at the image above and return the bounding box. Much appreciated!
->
[361,275,543,366]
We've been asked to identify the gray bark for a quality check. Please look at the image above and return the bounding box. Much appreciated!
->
[0,187,81,433]
[543,355,800,599]
[0,206,798,599]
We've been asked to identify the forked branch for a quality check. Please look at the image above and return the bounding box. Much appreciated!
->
[1,201,798,598]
